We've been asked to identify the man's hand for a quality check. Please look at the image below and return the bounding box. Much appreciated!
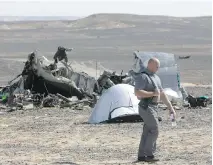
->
[169,107,176,119]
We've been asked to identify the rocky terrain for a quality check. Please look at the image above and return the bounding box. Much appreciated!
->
[0,14,212,165]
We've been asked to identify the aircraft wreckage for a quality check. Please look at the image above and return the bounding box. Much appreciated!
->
[1,48,210,123]
[0,47,130,110]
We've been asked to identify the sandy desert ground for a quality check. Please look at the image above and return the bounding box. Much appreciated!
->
[0,14,212,165]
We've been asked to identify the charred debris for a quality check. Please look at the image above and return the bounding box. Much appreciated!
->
[0,47,211,112]
[0,47,129,112]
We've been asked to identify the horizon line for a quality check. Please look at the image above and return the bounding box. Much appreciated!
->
[0,13,212,18]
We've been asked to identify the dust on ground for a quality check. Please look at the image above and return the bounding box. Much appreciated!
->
[0,87,212,165]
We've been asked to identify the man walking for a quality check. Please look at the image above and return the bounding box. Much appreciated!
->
[53,46,73,64]
[134,57,176,162]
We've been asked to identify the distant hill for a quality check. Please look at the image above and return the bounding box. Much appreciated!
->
[0,14,211,31]
[69,13,212,30]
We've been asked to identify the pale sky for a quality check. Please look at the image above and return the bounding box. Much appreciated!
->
[0,0,212,17]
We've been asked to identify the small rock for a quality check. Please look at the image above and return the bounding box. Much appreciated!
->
[7,107,16,112]
[174,106,181,110]
[0,111,6,115]
[158,117,162,121]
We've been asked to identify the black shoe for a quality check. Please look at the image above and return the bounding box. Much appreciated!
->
[137,156,146,161]
[145,156,159,162]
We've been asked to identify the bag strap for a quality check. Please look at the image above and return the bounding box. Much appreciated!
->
[141,71,157,88]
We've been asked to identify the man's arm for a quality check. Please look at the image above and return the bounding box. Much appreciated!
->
[160,91,176,115]
[135,89,157,98]
[155,75,176,117]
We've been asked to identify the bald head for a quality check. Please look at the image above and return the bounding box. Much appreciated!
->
[147,57,160,73]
